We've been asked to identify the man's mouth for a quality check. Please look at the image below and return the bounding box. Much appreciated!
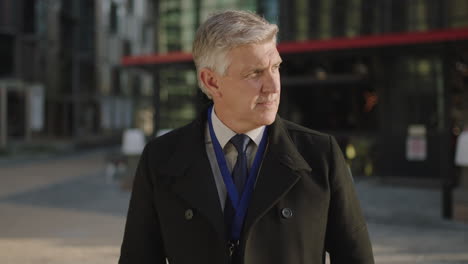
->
[256,100,276,106]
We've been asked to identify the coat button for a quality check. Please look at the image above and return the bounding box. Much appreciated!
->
[185,209,194,220]
[281,208,293,219]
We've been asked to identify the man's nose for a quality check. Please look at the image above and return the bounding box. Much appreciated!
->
[262,72,280,93]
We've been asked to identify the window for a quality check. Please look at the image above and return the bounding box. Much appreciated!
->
[127,0,133,14]
[23,0,36,33]
[346,0,362,37]
[295,0,309,40]
[159,68,197,129]
[0,34,14,77]
[259,0,279,25]
[392,57,444,131]
[283,58,377,131]
[407,0,429,31]
[35,0,47,35]
[0,0,16,29]
[449,0,468,28]
[318,0,333,39]
[159,0,182,52]
[109,2,118,34]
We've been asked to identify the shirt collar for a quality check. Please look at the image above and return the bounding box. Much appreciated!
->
[211,108,265,148]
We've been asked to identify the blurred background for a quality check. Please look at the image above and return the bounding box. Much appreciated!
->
[1,0,468,263]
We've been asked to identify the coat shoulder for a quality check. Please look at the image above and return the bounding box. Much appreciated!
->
[142,121,199,167]
[281,118,332,146]
[146,122,195,150]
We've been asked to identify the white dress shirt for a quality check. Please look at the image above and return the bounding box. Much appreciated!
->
[205,108,265,211]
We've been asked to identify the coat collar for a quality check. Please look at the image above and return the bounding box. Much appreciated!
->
[159,106,312,242]
[242,114,312,237]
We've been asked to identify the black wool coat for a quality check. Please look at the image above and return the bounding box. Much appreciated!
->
[119,111,375,264]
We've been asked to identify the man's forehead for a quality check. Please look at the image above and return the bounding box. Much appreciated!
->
[230,43,281,66]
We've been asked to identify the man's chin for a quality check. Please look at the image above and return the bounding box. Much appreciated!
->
[258,112,277,126]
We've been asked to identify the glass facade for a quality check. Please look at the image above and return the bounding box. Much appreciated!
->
[406,0,432,32]
[109,2,118,34]
[295,0,309,40]
[158,68,198,129]
[391,56,444,132]
[449,0,468,28]
[0,0,17,30]
[158,0,257,53]
[35,0,48,36]
[156,0,258,130]
[145,0,468,178]
[152,1,468,125]
[345,0,362,37]
[278,0,468,42]
[259,0,279,25]
[318,0,332,39]
[0,34,14,77]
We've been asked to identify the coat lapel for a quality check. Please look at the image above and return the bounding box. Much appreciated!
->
[159,113,226,242]
[157,111,312,243]
[243,116,312,236]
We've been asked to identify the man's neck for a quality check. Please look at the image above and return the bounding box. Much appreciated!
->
[213,106,257,134]
[211,107,265,148]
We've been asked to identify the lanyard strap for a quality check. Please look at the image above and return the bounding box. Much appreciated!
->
[207,106,268,241]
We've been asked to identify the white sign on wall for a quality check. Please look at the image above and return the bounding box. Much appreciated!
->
[406,124,427,161]
[29,84,45,131]
[455,129,468,166]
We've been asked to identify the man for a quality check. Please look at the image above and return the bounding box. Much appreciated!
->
[119,10,374,264]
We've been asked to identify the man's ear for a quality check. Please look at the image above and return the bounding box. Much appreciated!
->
[200,68,222,98]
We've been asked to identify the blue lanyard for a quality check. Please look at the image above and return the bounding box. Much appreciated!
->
[207,106,268,241]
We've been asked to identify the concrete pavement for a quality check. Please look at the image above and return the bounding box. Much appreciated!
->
[358,180,468,264]
[0,152,467,263]
[0,151,129,264]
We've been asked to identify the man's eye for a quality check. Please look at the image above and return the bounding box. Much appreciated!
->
[248,71,262,78]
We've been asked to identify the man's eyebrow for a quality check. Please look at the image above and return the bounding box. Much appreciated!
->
[249,60,282,71]
[274,59,283,65]
[241,58,282,75]
[242,65,266,74]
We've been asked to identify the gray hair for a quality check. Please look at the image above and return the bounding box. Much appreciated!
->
[192,10,279,98]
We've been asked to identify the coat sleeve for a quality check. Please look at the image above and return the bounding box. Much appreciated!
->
[119,145,167,264]
[325,136,375,264]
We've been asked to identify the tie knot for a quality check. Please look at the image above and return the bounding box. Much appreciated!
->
[230,134,250,153]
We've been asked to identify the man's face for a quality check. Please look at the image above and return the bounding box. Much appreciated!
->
[212,41,282,132]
